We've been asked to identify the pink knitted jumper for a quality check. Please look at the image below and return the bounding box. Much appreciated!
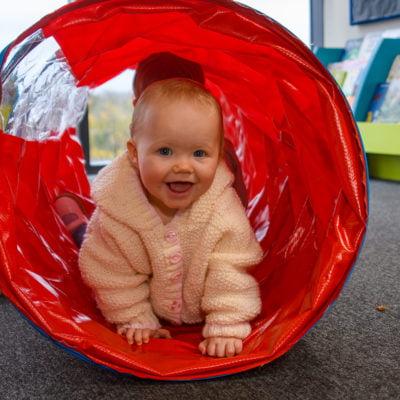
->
[79,152,262,339]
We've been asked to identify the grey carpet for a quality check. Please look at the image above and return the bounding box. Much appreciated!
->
[0,178,399,400]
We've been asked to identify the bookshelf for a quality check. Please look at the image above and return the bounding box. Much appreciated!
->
[314,47,344,67]
[353,39,400,121]
[315,38,400,181]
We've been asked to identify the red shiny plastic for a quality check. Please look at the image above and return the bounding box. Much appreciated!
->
[0,0,368,380]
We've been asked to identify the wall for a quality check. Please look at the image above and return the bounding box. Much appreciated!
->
[324,0,400,47]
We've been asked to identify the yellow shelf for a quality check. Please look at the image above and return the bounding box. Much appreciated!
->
[358,122,400,181]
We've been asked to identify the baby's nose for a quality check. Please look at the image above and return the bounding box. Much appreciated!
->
[172,159,193,173]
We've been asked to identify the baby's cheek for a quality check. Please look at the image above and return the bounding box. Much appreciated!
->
[140,164,164,188]
[198,169,218,195]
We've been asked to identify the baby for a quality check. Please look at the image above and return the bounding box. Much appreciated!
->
[78,78,262,358]
[55,52,248,248]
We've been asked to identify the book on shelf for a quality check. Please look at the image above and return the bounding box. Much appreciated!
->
[382,28,400,39]
[326,34,386,108]
[327,59,366,93]
[327,61,348,86]
[366,79,400,123]
[342,60,366,96]
[323,31,400,112]
[357,32,383,61]
[330,69,348,86]
[366,83,390,122]
[386,55,400,82]
[342,38,363,60]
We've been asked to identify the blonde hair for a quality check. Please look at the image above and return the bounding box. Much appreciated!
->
[130,78,224,154]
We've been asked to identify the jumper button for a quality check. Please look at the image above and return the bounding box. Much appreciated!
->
[170,300,181,311]
[171,272,183,282]
[165,229,178,243]
[168,251,182,264]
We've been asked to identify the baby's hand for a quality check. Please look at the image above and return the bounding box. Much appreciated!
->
[199,337,243,358]
[117,326,171,345]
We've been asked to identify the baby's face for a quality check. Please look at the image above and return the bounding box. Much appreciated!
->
[127,97,221,218]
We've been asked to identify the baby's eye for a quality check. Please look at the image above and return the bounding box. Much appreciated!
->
[158,147,172,156]
[193,150,207,158]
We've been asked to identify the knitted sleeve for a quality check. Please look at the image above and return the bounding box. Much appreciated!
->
[201,195,263,340]
[78,209,161,330]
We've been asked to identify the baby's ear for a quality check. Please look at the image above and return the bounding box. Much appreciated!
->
[126,139,139,168]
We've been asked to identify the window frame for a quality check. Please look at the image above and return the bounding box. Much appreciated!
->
[78,109,104,175]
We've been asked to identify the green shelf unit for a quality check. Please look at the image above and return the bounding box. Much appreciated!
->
[358,122,400,181]
[314,40,400,182]
[315,39,400,120]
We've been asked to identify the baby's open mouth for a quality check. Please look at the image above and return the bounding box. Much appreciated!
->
[167,182,193,193]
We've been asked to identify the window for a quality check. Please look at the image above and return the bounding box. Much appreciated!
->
[80,71,134,174]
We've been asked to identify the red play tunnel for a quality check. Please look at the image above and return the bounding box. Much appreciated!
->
[0,0,368,380]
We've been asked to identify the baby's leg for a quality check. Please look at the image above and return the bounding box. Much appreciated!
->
[55,194,88,247]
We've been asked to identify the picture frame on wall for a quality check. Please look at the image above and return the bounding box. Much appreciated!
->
[351,0,400,25]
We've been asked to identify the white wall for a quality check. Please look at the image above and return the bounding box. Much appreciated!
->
[324,0,400,47]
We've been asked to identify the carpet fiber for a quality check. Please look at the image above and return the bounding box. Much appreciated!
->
[0,179,399,399]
